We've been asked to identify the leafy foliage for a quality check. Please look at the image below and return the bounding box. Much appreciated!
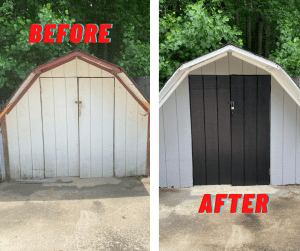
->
[0,2,85,90]
[159,0,300,87]
[0,0,150,101]
[269,9,300,76]
[114,25,150,78]
[159,1,242,86]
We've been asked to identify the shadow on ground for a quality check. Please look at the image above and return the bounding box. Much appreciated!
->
[0,177,149,202]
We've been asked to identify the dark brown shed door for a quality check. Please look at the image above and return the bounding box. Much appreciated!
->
[189,75,271,186]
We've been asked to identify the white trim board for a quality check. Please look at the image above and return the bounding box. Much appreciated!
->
[159,44,300,108]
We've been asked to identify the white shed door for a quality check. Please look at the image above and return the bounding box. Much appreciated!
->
[40,77,114,178]
[41,78,79,177]
[79,78,114,178]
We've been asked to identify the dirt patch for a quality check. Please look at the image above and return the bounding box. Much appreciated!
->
[160,187,182,193]
[0,178,149,202]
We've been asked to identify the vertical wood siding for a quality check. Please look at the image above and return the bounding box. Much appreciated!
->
[102,78,114,177]
[79,78,92,178]
[160,55,300,187]
[203,75,219,184]
[77,59,90,77]
[53,78,69,177]
[42,78,79,178]
[175,79,193,187]
[0,129,5,179]
[64,60,77,77]
[41,78,57,177]
[6,79,44,179]
[6,109,21,179]
[270,77,300,185]
[137,105,148,175]
[217,76,231,184]
[296,107,300,183]
[243,61,256,75]
[28,80,44,178]
[229,54,242,74]
[17,92,33,178]
[66,78,79,176]
[159,77,193,188]
[126,92,138,176]
[189,76,206,185]
[202,62,216,75]
[282,92,296,184]
[159,108,167,187]
[163,92,181,188]
[216,56,229,75]
[90,78,103,177]
[78,77,115,178]
[115,79,127,177]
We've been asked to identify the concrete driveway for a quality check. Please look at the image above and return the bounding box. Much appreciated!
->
[0,177,149,251]
[160,185,300,251]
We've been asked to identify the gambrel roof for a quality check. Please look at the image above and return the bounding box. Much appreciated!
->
[0,49,149,119]
[159,44,300,108]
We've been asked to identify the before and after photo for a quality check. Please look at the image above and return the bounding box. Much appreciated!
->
[0,0,300,250]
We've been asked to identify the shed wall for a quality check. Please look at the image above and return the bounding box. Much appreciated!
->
[0,128,5,179]
[271,78,300,185]
[6,59,148,179]
[159,55,300,187]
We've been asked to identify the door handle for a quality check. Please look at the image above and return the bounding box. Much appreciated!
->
[75,101,82,117]
[230,101,234,115]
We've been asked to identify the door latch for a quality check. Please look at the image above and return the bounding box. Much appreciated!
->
[75,101,82,117]
[230,101,234,115]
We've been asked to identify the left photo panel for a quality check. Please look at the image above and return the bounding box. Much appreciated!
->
[0,1,150,250]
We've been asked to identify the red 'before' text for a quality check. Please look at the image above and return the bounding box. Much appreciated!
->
[29,24,113,43]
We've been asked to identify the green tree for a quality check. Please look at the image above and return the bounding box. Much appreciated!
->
[0,0,150,101]
[0,2,87,90]
[113,25,150,78]
[159,0,300,86]
[159,1,242,86]
[269,9,300,76]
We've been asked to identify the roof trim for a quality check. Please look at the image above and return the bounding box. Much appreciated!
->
[159,44,300,108]
[1,49,149,119]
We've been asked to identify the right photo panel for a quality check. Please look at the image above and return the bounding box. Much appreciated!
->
[159,1,300,250]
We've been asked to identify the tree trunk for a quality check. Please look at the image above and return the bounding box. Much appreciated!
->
[171,0,178,17]
[246,0,252,51]
[102,16,108,60]
[80,0,86,25]
[258,12,264,55]
[265,3,271,58]
[265,19,270,58]
[92,1,98,57]
[235,10,239,26]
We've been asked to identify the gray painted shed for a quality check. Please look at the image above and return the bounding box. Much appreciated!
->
[159,44,300,188]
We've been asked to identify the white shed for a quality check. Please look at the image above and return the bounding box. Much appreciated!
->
[159,44,300,188]
[0,50,150,180]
